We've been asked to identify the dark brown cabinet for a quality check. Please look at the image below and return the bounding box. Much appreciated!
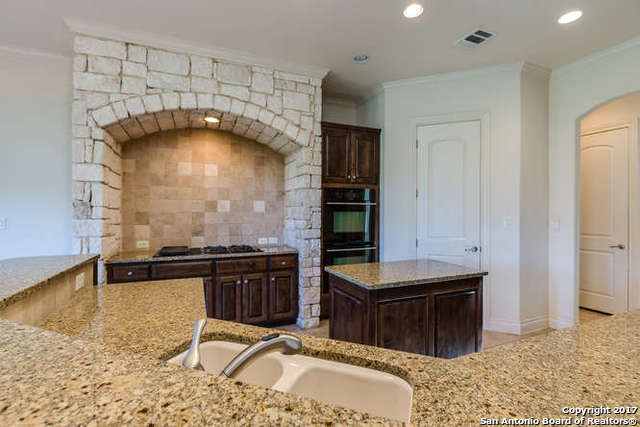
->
[203,255,298,326]
[322,125,351,183]
[350,130,378,185]
[215,275,242,322]
[328,274,483,359]
[242,273,269,324]
[269,270,297,321]
[322,122,380,185]
[320,122,381,319]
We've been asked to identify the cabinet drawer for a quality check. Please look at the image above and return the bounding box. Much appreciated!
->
[109,264,150,282]
[216,257,268,274]
[152,261,213,279]
[270,255,297,270]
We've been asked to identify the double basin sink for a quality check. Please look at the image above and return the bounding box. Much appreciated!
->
[168,340,413,422]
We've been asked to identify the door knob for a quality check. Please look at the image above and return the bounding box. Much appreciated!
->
[609,244,626,250]
[465,246,479,253]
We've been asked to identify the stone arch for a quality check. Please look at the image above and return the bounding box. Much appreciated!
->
[71,34,323,327]
[93,94,312,155]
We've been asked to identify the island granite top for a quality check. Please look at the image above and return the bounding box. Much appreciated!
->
[0,276,637,424]
[325,258,488,289]
[106,246,298,264]
[0,254,98,309]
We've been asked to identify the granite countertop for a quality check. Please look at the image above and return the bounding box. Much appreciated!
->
[5,278,631,425]
[325,258,488,289]
[0,254,98,309]
[106,246,298,264]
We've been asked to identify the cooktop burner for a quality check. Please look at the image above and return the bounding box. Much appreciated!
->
[154,245,262,257]
[203,245,228,254]
[228,245,263,253]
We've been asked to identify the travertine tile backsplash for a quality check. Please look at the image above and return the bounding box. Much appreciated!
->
[121,128,284,251]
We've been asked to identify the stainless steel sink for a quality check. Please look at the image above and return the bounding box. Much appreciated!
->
[168,340,413,422]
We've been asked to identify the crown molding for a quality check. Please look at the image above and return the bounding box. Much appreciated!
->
[381,63,523,90]
[0,42,68,59]
[552,35,640,80]
[64,18,330,79]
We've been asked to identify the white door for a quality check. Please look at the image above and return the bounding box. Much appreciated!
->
[416,121,481,268]
[579,126,629,314]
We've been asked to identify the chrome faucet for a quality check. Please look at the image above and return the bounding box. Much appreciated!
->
[182,318,207,371]
[220,332,302,378]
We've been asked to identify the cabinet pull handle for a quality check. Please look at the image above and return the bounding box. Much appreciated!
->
[127,271,133,276]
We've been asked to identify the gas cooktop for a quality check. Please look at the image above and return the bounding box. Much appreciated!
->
[153,245,263,257]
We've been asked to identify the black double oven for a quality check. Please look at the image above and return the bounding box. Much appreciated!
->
[322,188,377,297]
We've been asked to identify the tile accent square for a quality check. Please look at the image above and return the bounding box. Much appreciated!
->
[204,164,218,177]
[253,200,265,213]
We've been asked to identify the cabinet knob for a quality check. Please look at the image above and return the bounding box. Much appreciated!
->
[236,280,240,285]
[127,271,133,276]
[272,277,275,281]
[244,280,248,284]
[281,261,286,265]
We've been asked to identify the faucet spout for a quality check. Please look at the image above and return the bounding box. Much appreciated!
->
[220,332,302,378]
[182,318,207,370]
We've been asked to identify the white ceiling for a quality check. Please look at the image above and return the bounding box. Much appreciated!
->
[2,0,640,100]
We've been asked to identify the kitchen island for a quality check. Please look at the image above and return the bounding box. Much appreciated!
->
[326,259,488,358]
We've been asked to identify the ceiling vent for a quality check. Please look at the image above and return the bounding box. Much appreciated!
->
[456,29,495,48]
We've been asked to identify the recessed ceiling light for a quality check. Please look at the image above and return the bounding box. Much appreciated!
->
[558,10,582,24]
[403,3,424,19]
[353,54,369,64]
[204,116,219,124]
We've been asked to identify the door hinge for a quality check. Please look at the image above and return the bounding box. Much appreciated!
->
[416,189,419,198]
[416,239,419,248]
[416,139,419,148]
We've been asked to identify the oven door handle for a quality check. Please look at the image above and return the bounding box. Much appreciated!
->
[325,247,377,253]
[324,202,376,206]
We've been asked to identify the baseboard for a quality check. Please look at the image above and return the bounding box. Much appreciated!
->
[485,318,521,334]
[548,315,576,330]
[486,315,549,335]
[519,315,549,334]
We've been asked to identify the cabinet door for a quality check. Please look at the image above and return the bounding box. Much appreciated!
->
[242,273,269,323]
[269,270,297,321]
[376,296,429,355]
[203,277,215,318]
[323,126,351,183]
[215,275,242,322]
[351,130,378,185]
[433,290,480,359]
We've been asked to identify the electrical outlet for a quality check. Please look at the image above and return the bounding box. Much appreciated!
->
[136,240,150,249]
[0,217,7,230]
[258,238,268,245]
[75,273,86,291]
[268,237,278,245]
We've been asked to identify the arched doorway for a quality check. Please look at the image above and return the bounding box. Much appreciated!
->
[576,92,640,317]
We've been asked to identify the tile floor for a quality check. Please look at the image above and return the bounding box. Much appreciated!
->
[279,308,611,351]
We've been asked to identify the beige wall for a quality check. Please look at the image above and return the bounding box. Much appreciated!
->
[121,128,284,251]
